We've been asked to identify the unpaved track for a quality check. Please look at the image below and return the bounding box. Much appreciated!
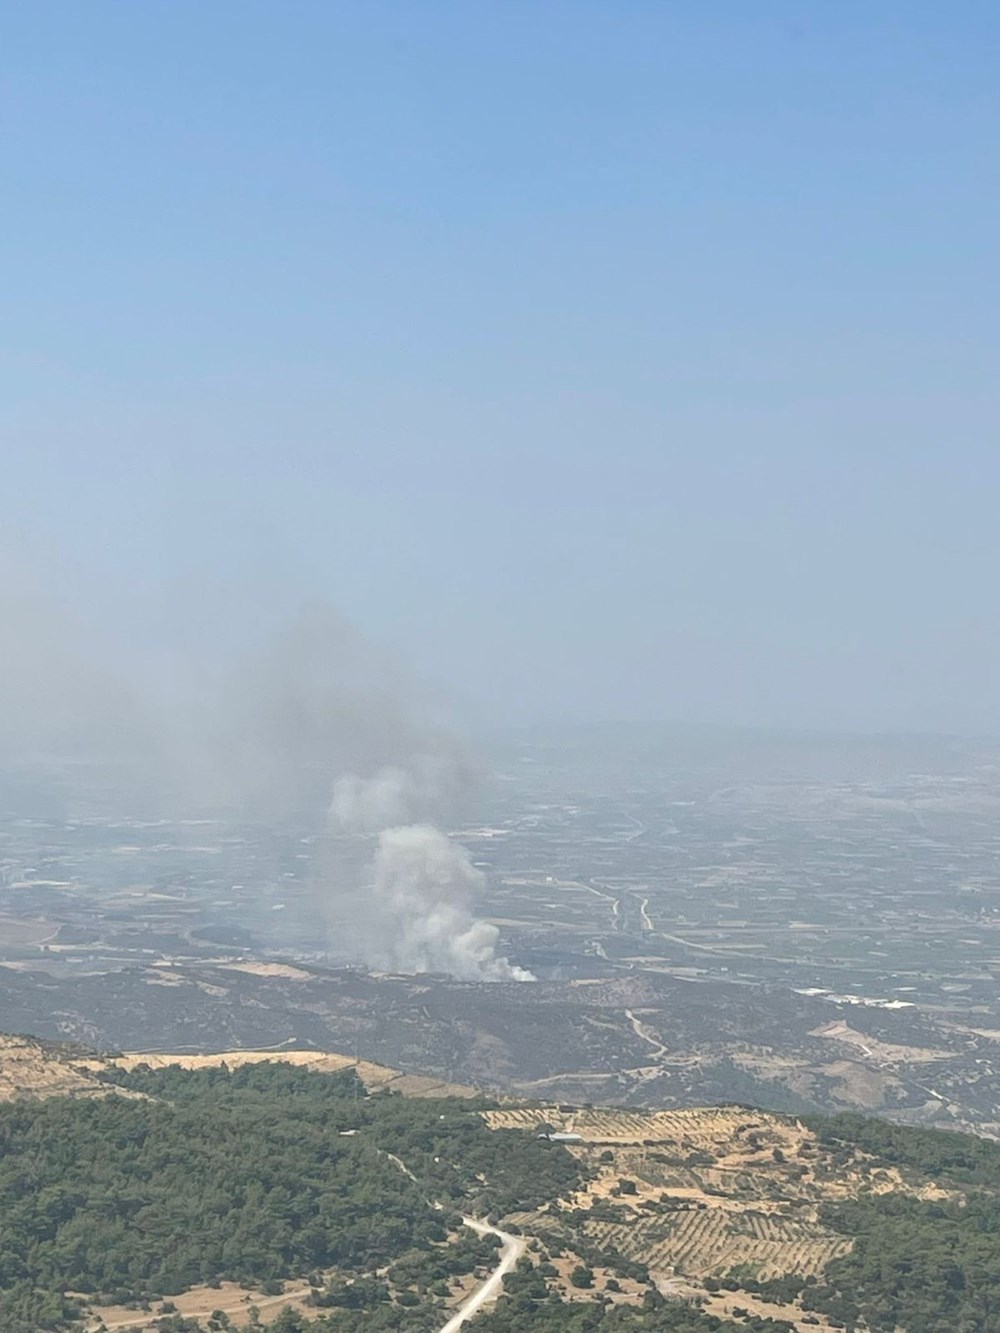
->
[383,1146,527,1332]
[95,1158,526,1331]
[438,1218,526,1333]
[625,1007,668,1060]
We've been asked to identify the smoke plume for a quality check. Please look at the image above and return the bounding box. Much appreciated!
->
[330,766,534,982]
[0,536,532,981]
[330,753,467,832]
[368,824,534,981]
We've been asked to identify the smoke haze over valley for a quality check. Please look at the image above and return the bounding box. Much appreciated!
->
[0,535,522,980]
[4,8,1000,1333]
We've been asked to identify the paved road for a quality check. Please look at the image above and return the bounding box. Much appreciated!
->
[437,1217,526,1333]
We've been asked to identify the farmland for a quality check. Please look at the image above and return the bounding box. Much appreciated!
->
[488,1105,896,1285]
[0,1042,999,1329]
[4,727,1000,1133]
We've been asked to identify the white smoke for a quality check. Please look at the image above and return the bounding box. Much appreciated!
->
[331,763,534,982]
[368,824,534,982]
[330,753,466,833]
[0,547,532,980]
[331,767,417,831]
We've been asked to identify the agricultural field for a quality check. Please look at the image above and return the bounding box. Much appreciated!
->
[5,727,1000,1143]
[6,729,1000,1138]
[1,1041,1000,1330]
[491,1101,953,1320]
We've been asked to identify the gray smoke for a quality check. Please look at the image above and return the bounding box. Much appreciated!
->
[0,538,532,979]
[211,609,531,981]
[331,767,420,832]
[200,603,435,819]
[367,824,534,982]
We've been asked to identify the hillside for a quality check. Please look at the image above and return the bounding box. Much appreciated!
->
[0,1033,119,1100]
[5,960,1000,1136]
[0,1040,998,1331]
[0,1033,476,1104]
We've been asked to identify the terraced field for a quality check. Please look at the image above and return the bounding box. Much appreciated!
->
[484,1103,798,1148]
[483,1103,916,1294]
[583,1209,849,1280]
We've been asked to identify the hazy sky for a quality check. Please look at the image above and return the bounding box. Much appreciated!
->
[3,2,998,734]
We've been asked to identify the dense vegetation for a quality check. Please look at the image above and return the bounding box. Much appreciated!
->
[149,1298,789,1333]
[807,1111,1000,1187]
[5,1068,1000,1331]
[747,1113,1000,1332]
[0,1062,581,1331]
[473,1266,793,1332]
[806,1192,1000,1332]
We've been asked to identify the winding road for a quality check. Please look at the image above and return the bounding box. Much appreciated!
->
[95,1152,525,1332]
[625,1007,669,1060]
[383,1146,526,1332]
[438,1218,526,1333]
[94,1216,525,1333]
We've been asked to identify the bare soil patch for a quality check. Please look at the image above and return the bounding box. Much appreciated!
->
[0,1036,109,1101]
[218,961,315,980]
[86,1278,314,1330]
[81,1048,478,1099]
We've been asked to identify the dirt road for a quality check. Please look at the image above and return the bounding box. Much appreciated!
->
[92,1161,524,1331]
[437,1217,525,1333]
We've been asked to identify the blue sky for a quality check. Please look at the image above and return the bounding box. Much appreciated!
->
[2,2,998,731]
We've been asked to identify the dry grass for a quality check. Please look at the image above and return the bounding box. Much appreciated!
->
[86,1278,314,1330]
[0,1036,112,1102]
[808,1018,952,1065]
[81,1048,478,1100]
[0,1034,479,1106]
[701,1287,845,1333]
[545,1254,646,1306]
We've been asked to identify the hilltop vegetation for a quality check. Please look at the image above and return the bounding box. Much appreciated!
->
[0,1062,578,1332]
[793,1114,1000,1331]
[7,954,1000,1139]
[0,1033,117,1101]
[0,1057,999,1329]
